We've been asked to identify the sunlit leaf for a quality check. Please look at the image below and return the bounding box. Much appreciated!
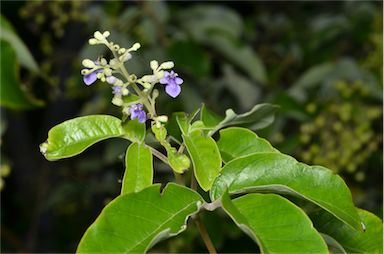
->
[40,115,124,161]
[210,152,362,231]
[217,127,277,163]
[183,130,221,191]
[121,143,153,194]
[77,183,203,253]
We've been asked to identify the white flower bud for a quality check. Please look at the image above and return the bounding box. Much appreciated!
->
[115,79,123,86]
[100,58,107,65]
[88,38,98,45]
[112,96,123,106]
[150,60,158,70]
[122,88,129,96]
[103,31,110,37]
[39,142,48,154]
[82,59,95,68]
[156,115,168,123]
[106,76,116,84]
[104,68,112,76]
[118,48,126,54]
[141,75,156,83]
[129,42,141,51]
[96,72,104,79]
[81,69,92,75]
[94,31,104,41]
[109,59,119,69]
[159,61,174,70]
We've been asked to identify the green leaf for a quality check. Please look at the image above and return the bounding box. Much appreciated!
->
[183,130,221,191]
[210,152,362,231]
[0,40,44,110]
[40,115,124,161]
[217,127,278,163]
[320,233,347,254]
[312,209,383,253]
[121,143,153,194]
[221,192,328,253]
[209,103,277,135]
[122,119,146,143]
[201,104,223,128]
[77,183,203,253]
[0,15,39,72]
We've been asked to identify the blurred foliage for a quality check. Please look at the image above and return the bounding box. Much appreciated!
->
[1,1,382,253]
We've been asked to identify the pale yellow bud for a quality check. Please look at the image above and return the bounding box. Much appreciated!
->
[150,60,158,70]
[82,59,95,68]
[159,61,174,70]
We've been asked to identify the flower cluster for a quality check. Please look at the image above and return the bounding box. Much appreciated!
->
[80,31,184,125]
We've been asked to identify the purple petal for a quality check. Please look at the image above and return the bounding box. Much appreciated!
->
[83,72,98,86]
[165,84,181,98]
[175,77,183,85]
[137,111,147,123]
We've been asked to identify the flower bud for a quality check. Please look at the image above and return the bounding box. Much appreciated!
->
[94,31,104,40]
[156,115,168,123]
[129,42,141,51]
[150,60,158,70]
[88,38,98,45]
[112,96,123,106]
[82,59,95,68]
[106,76,116,84]
[103,31,110,37]
[159,61,174,70]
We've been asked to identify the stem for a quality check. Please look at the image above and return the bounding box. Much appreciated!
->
[149,147,169,165]
[195,214,217,254]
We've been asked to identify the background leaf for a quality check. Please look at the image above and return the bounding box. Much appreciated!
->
[121,143,153,194]
[0,15,39,72]
[209,103,278,135]
[77,183,203,253]
[221,192,328,253]
[0,40,43,110]
[40,115,124,161]
[210,152,362,231]
[217,127,277,163]
[183,130,221,191]
[311,209,383,253]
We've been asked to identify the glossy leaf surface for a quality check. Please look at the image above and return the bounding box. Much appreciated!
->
[122,119,146,143]
[121,143,153,194]
[312,209,383,253]
[222,192,328,253]
[210,152,362,231]
[183,130,221,191]
[217,127,277,162]
[77,183,203,253]
[41,115,124,161]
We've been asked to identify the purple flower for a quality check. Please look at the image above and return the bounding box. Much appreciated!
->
[159,70,183,98]
[83,61,103,86]
[130,104,146,123]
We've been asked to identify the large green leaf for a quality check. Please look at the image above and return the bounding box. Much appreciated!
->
[0,15,39,72]
[217,127,277,163]
[208,103,277,136]
[222,192,328,253]
[0,41,43,110]
[312,209,383,253]
[40,115,124,161]
[210,152,362,231]
[77,183,203,253]
[121,143,153,194]
[183,130,221,191]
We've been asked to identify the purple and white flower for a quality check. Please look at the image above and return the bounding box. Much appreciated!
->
[83,61,103,86]
[159,70,183,98]
[130,104,146,123]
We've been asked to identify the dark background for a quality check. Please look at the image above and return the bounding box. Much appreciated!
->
[1,1,382,252]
